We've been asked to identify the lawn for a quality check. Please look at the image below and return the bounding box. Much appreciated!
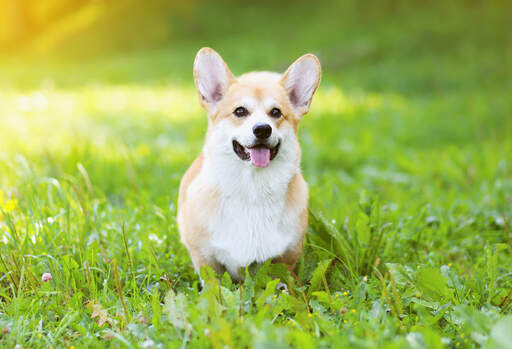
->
[1,0,512,347]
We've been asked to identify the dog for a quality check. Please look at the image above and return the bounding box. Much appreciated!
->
[178,47,321,280]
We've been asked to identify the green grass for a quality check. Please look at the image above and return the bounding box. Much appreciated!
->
[1,0,512,347]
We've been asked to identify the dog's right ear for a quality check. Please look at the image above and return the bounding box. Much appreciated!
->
[193,47,235,114]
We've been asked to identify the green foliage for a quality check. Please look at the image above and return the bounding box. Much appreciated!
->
[488,316,512,349]
[0,0,511,347]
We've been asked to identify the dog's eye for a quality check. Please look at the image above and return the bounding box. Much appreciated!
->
[269,107,282,118]
[233,107,249,117]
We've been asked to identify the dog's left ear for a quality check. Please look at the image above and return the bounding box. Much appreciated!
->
[193,47,235,115]
[281,54,321,117]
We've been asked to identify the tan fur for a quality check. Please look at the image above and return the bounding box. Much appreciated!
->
[178,154,204,207]
[277,173,309,269]
[178,154,216,261]
[212,73,296,122]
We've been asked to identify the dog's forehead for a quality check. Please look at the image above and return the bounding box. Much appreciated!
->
[237,96,279,109]
[237,71,282,87]
[227,72,288,105]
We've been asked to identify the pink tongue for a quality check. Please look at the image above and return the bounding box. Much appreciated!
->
[249,147,270,168]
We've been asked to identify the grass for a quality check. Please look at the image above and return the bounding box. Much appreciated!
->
[1,0,512,347]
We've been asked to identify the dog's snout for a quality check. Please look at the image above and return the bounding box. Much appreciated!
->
[253,123,272,139]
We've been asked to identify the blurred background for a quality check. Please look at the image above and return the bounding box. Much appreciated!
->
[0,0,511,212]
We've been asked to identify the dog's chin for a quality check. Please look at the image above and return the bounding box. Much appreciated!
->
[232,140,281,168]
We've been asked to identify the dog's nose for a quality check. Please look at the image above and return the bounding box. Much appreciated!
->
[252,123,272,139]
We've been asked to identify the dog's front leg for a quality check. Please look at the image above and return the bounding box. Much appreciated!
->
[188,247,224,276]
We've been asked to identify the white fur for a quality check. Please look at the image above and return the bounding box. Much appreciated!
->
[185,111,305,278]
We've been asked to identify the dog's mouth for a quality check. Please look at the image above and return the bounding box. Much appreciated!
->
[232,140,281,168]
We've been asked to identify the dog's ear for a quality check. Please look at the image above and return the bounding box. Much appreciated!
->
[193,47,235,114]
[281,54,321,117]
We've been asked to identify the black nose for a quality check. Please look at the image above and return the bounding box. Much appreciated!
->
[252,123,272,139]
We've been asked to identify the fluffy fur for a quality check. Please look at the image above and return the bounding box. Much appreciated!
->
[178,48,321,279]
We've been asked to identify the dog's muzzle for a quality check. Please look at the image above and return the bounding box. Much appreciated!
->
[232,140,280,168]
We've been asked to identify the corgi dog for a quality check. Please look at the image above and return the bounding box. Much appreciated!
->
[178,47,321,280]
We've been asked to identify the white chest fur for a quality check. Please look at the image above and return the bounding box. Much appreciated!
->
[196,151,302,276]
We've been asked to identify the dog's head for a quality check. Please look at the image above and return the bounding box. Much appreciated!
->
[194,47,321,169]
